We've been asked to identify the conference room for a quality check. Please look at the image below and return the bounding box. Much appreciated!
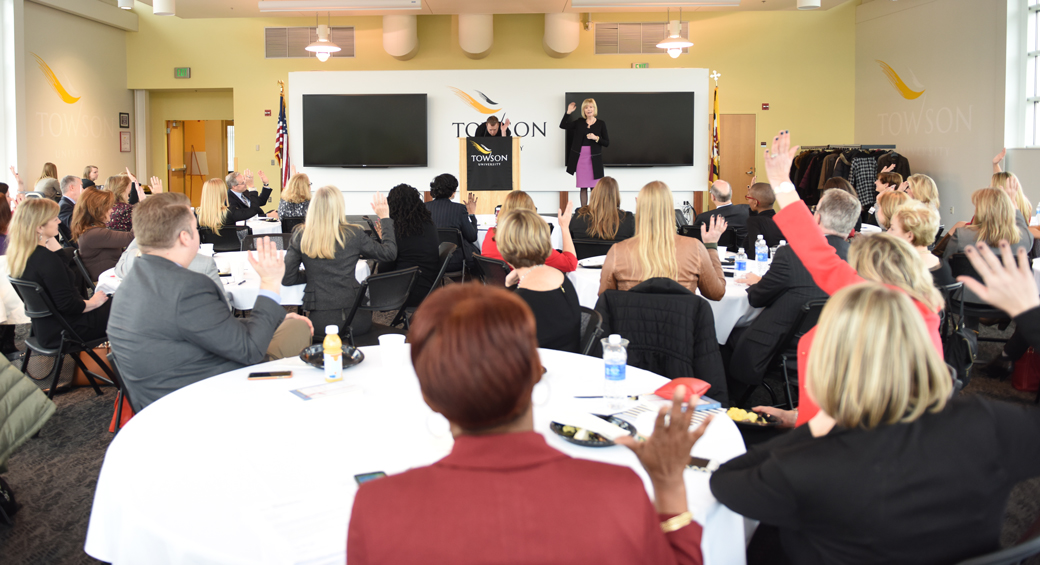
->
[1,0,1039,563]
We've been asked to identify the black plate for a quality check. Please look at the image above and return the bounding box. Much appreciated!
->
[732,412,780,427]
[299,344,365,370]
[549,415,636,447]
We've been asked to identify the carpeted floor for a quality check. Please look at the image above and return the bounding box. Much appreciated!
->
[0,321,1038,565]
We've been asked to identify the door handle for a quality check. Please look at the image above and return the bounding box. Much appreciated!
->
[746,168,755,175]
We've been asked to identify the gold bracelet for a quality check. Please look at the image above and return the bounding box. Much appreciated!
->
[660,511,693,533]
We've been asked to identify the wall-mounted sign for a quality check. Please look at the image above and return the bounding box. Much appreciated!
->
[174,67,191,79]
[632,63,649,69]
[265,110,272,116]
[119,113,130,128]
[762,103,769,110]
[120,131,131,152]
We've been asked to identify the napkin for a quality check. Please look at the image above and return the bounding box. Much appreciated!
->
[579,255,607,268]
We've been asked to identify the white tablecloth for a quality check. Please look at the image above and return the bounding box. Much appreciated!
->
[567,259,763,344]
[1033,258,1040,289]
[475,213,563,251]
[85,348,749,565]
[246,218,283,235]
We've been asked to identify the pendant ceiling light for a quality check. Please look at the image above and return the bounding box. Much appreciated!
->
[306,13,342,62]
[153,0,175,16]
[117,0,133,10]
[656,8,693,59]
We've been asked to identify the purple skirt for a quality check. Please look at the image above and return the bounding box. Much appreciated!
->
[576,146,598,188]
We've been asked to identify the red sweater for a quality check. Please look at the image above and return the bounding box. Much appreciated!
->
[482,226,578,272]
[349,432,703,565]
[774,201,944,427]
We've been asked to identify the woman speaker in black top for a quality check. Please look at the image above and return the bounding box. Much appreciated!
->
[560,99,609,208]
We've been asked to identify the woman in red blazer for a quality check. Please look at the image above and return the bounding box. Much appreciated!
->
[758,131,944,428]
[348,284,707,565]
[482,190,577,272]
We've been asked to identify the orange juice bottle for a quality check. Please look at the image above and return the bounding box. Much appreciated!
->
[323,325,342,382]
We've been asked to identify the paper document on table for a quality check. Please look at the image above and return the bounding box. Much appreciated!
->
[96,278,119,296]
[290,381,360,400]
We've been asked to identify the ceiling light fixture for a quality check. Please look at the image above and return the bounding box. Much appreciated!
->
[797,0,821,9]
[153,0,175,16]
[656,8,693,58]
[305,13,341,62]
[257,0,420,12]
[117,0,133,10]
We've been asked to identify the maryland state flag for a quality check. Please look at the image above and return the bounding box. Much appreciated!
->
[709,86,720,185]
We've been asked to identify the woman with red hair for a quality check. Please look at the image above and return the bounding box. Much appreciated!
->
[348,284,710,565]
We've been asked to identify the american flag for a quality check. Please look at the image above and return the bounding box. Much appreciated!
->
[275,91,289,188]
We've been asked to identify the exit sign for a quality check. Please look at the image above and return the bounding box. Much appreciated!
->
[174,67,191,79]
[631,63,649,69]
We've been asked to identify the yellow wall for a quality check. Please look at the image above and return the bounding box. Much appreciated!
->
[147,89,233,191]
[127,2,856,206]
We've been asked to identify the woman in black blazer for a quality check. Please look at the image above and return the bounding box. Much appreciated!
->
[710,280,1040,565]
[560,99,609,207]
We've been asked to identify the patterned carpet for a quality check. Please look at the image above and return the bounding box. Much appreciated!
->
[0,322,1038,564]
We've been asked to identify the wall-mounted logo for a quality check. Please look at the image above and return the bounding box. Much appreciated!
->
[448,87,500,114]
[32,53,80,104]
[469,140,492,155]
[876,60,925,100]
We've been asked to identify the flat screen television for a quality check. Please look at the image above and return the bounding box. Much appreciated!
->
[303,94,428,167]
[563,92,694,167]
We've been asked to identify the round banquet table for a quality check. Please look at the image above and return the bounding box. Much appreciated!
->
[566,261,764,344]
[246,218,283,236]
[85,348,750,565]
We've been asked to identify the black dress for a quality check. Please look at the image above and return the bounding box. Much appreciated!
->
[379,220,442,308]
[20,246,110,348]
[515,276,582,353]
[560,113,610,180]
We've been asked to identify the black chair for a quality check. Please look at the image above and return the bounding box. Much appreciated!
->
[241,233,292,251]
[106,350,135,429]
[955,532,1040,565]
[437,228,467,283]
[8,278,115,399]
[72,249,96,292]
[572,239,615,261]
[736,299,827,410]
[200,225,251,253]
[390,243,457,328]
[679,225,737,249]
[341,266,420,347]
[579,307,603,356]
[281,217,305,235]
[948,253,1010,344]
[473,254,512,286]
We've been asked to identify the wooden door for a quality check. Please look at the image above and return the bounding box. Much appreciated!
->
[714,114,757,210]
[166,121,186,201]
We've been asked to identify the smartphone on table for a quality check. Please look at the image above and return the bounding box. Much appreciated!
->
[247,371,293,380]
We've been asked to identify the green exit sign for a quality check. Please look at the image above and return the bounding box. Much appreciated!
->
[631,63,649,69]
[174,67,191,79]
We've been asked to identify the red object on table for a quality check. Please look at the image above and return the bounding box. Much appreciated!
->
[655,378,711,402]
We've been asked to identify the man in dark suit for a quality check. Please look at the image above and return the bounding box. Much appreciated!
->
[57,175,81,247]
[724,189,861,396]
[692,180,750,249]
[226,169,274,221]
[741,182,785,251]
[107,193,312,411]
[473,115,511,137]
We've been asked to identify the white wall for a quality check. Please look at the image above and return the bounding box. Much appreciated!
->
[23,1,134,185]
[288,68,708,213]
[855,0,1007,226]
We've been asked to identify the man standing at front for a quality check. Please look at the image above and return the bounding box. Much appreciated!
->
[107,193,311,411]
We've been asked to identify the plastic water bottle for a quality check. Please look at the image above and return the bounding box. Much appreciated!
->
[735,248,748,278]
[323,325,343,383]
[1032,201,1040,227]
[755,235,769,274]
[778,239,787,249]
[768,246,778,265]
[602,334,628,411]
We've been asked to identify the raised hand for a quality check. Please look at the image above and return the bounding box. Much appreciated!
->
[124,167,138,185]
[290,165,297,177]
[747,175,757,189]
[558,199,576,227]
[567,102,576,114]
[993,148,1007,166]
[763,130,800,193]
[880,163,896,174]
[149,176,164,193]
[258,170,269,185]
[9,166,22,189]
[502,118,511,130]
[465,193,478,215]
[702,214,728,245]
[958,241,1040,318]
[247,236,286,289]
[897,180,910,194]
[243,168,254,188]
[371,191,389,219]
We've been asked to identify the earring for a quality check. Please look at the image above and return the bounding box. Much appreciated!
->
[533,379,551,408]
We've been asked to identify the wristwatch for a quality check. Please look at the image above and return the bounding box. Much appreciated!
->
[774,181,796,194]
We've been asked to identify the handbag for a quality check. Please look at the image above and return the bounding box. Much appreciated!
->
[73,343,112,387]
[941,290,978,390]
[1012,348,1040,392]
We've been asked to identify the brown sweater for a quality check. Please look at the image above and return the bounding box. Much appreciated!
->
[598,234,726,299]
[78,227,135,281]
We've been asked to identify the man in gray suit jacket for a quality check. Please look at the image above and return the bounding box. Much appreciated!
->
[107,193,312,411]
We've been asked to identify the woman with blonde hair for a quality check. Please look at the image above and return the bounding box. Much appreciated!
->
[283,186,396,341]
[906,173,940,209]
[599,181,726,298]
[989,171,1033,221]
[569,176,635,242]
[34,162,60,202]
[197,178,260,246]
[278,172,311,228]
[888,200,954,286]
[561,98,610,207]
[874,190,910,230]
[71,187,134,280]
[499,208,581,352]
[712,282,1040,564]
[482,190,577,272]
[7,198,109,348]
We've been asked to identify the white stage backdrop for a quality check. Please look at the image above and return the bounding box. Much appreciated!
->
[288,69,709,213]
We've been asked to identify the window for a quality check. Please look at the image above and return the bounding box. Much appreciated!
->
[1027,0,1039,144]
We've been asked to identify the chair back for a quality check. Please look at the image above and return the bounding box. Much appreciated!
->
[769,298,827,364]
[947,254,1007,318]
[954,531,1040,565]
[717,229,738,250]
[579,306,603,356]
[432,242,458,289]
[8,277,88,344]
[106,350,137,410]
[73,249,97,291]
[678,225,700,239]
[675,209,689,229]
[473,255,512,286]
[200,225,251,252]
[241,233,292,251]
[360,266,421,313]
[437,228,466,275]
[573,239,615,261]
[281,217,305,235]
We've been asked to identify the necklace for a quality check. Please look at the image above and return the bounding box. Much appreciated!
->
[518,264,547,285]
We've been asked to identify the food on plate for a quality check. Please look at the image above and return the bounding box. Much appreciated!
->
[727,407,763,424]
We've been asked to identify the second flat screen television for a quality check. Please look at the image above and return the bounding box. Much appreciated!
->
[563,92,694,167]
[303,94,428,167]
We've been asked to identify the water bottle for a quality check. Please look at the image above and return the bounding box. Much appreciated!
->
[602,334,629,411]
[768,246,778,265]
[735,248,748,278]
[754,235,769,274]
[323,325,343,383]
[778,239,787,249]
[1033,201,1040,227]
